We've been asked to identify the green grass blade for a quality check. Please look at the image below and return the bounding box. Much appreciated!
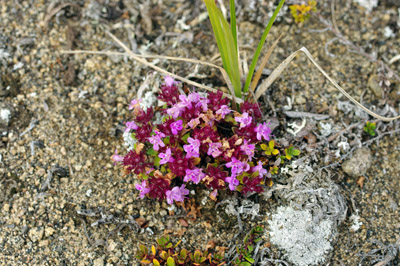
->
[204,0,242,98]
[243,0,285,93]
[230,0,237,51]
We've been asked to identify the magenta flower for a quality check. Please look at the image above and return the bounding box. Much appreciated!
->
[225,175,240,191]
[183,137,200,158]
[166,184,190,204]
[255,122,271,141]
[111,149,124,165]
[183,167,206,184]
[240,139,255,159]
[128,99,141,110]
[216,105,231,118]
[226,157,250,177]
[235,112,252,129]
[207,142,222,158]
[197,97,209,112]
[125,121,138,132]
[252,161,268,178]
[170,120,183,135]
[159,148,174,164]
[135,180,150,198]
[148,131,166,151]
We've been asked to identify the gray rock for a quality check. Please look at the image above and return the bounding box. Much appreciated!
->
[342,148,372,177]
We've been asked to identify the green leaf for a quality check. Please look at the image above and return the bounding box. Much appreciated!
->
[230,0,237,51]
[244,256,255,263]
[239,262,252,266]
[244,0,286,93]
[204,0,242,98]
[182,133,190,143]
[146,147,157,156]
[167,257,176,266]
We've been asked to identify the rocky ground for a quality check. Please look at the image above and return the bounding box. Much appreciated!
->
[0,0,399,265]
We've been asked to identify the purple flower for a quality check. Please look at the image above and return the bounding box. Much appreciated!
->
[129,99,141,110]
[159,148,174,164]
[111,149,124,165]
[207,142,223,158]
[216,105,231,118]
[225,175,240,191]
[183,137,200,158]
[240,139,255,159]
[226,157,250,177]
[255,122,271,141]
[252,161,268,178]
[183,167,206,184]
[166,184,190,204]
[167,105,182,119]
[235,112,252,129]
[125,121,138,132]
[170,120,183,135]
[148,131,166,151]
[135,180,150,198]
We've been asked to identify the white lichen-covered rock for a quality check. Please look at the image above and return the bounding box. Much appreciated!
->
[268,206,333,266]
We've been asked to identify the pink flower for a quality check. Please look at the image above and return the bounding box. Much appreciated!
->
[125,121,138,132]
[166,184,190,204]
[159,148,174,164]
[188,92,200,102]
[128,99,141,110]
[207,142,222,158]
[183,137,200,158]
[164,76,177,87]
[255,122,271,141]
[135,180,150,198]
[226,157,250,177]
[167,105,182,119]
[252,161,268,178]
[111,149,124,165]
[198,97,209,111]
[240,139,255,159]
[148,131,166,151]
[184,167,206,184]
[216,105,231,118]
[170,120,183,135]
[188,117,200,129]
[225,175,240,191]
[235,112,252,129]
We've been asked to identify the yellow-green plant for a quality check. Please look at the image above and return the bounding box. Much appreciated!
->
[204,0,286,98]
[290,0,317,23]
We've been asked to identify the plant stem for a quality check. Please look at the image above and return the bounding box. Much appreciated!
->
[243,0,286,93]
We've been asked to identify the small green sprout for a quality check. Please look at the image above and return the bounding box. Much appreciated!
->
[364,121,376,136]
[284,146,301,160]
[260,140,279,156]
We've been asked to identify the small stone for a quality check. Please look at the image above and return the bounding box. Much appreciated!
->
[29,227,44,242]
[342,148,372,177]
[93,257,104,266]
[368,74,383,98]
[45,227,55,237]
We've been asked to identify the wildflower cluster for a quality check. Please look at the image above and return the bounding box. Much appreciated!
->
[114,76,297,204]
[290,0,317,23]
